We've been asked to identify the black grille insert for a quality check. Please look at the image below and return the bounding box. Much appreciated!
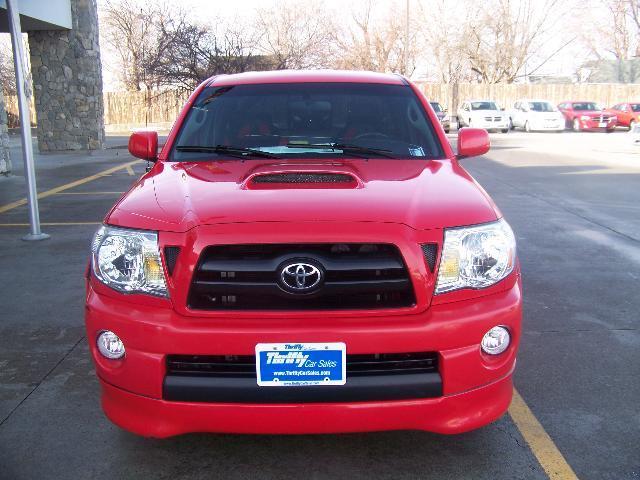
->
[188,243,415,310]
[420,243,438,272]
[163,352,441,402]
[164,246,181,276]
[252,173,355,184]
[166,352,438,378]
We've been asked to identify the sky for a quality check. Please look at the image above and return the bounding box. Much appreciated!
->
[1,0,625,91]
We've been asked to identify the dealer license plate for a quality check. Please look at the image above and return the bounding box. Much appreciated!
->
[598,122,607,128]
[255,342,346,386]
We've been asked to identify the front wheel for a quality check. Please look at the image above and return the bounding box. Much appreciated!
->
[573,118,581,132]
[501,128,509,133]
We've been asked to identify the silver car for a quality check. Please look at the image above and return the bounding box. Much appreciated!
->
[457,100,509,133]
[509,99,565,132]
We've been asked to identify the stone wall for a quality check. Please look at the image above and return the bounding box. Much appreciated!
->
[0,88,10,174]
[28,0,105,151]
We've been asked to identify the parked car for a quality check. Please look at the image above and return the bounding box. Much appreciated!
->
[557,101,617,132]
[86,70,521,438]
[429,101,450,133]
[509,99,565,132]
[457,100,509,133]
[605,102,640,130]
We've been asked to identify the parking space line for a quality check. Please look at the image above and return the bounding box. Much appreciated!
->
[0,160,141,215]
[510,389,579,479]
[125,164,136,176]
[55,191,125,195]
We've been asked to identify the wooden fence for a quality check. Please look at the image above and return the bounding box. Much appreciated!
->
[5,83,640,129]
[416,82,640,114]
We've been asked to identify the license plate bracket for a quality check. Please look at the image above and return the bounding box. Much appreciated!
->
[255,342,346,386]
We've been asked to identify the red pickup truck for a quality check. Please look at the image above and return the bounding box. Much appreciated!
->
[86,70,521,437]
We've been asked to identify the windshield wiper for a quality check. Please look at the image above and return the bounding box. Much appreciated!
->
[285,142,397,158]
[175,145,281,159]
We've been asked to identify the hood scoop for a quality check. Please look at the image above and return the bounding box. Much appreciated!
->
[245,170,361,189]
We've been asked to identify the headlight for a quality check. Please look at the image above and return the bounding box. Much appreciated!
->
[91,225,168,296]
[580,115,590,121]
[435,218,516,294]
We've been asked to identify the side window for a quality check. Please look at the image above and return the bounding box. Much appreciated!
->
[621,104,628,111]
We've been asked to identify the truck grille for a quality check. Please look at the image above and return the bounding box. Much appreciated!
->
[166,352,438,378]
[188,243,415,310]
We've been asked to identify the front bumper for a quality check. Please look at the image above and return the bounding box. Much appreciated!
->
[100,370,514,437]
[579,118,617,130]
[86,276,521,437]
[529,121,565,132]
[474,120,509,130]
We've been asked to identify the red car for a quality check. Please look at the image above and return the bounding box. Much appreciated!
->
[558,101,617,132]
[605,102,640,130]
[86,70,521,437]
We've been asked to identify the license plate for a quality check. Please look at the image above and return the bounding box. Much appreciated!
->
[255,342,346,386]
[598,122,607,128]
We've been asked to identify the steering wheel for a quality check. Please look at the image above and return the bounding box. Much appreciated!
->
[353,132,390,141]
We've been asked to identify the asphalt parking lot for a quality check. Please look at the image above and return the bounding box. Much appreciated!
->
[0,130,638,480]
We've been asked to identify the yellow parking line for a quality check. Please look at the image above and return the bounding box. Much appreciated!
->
[125,165,136,176]
[0,222,101,227]
[0,160,141,215]
[510,389,579,479]
[55,192,125,195]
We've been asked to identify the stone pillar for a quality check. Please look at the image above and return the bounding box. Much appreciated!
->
[28,0,105,152]
[0,88,10,174]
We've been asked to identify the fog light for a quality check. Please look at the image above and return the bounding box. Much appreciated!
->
[97,330,125,359]
[481,326,510,355]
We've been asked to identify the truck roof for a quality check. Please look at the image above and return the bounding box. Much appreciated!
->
[207,69,407,87]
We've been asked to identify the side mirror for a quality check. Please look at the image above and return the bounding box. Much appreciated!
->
[128,131,158,161]
[457,127,490,159]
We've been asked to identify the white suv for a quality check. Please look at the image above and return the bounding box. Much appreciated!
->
[457,100,509,133]
[509,99,565,132]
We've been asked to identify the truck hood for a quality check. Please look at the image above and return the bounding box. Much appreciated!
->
[108,159,499,232]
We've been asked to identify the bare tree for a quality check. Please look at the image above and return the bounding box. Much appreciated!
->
[420,0,475,83]
[152,19,273,90]
[462,0,562,83]
[333,0,421,75]
[0,44,16,96]
[255,0,336,69]
[100,0,169,91]
[629,0,640,53]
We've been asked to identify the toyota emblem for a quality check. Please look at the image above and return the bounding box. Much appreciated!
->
[279,262,323,292]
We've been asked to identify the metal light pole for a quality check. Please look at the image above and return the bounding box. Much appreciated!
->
[404,0,410,77]
[6,0,49,241]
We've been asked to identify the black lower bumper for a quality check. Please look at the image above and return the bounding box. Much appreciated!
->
[163,372,443,403]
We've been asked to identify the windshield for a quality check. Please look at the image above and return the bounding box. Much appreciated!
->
[631,104,640,112]
[171,83,443,160]
[471,101,498,111]
[572,102,600,111]
[528,102,556,112]
[430,102,443,112]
